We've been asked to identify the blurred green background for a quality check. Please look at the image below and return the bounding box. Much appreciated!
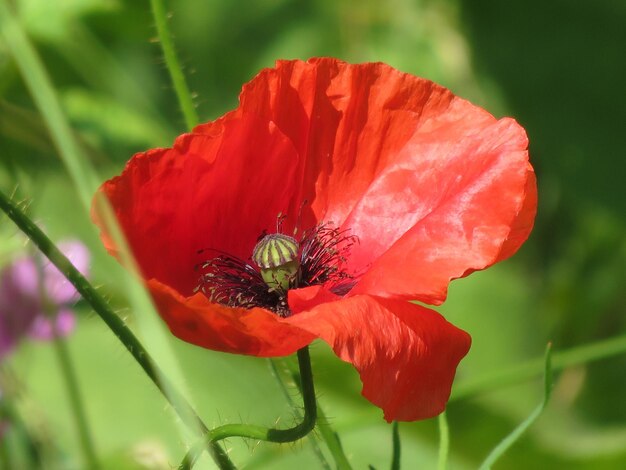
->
[1,0,625,468]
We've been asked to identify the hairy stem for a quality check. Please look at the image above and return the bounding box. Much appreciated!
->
[179,348,317,469]
[0,191,234,470]
[268,358,330,469]
[149,0,199,130]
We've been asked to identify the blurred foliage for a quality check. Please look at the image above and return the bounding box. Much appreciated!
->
[1,0,625,469]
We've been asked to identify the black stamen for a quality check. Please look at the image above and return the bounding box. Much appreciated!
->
[196,223,358,316]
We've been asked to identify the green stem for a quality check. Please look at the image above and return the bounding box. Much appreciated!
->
[51,333,101,469]
[149,0,199,130]
[0,0,99,210]
[0,384,42,468]
[179,348,317,469]
[437,411,449,470]
[0,410,10,470]
[268,359,330,469]
[0,191,234,470]
[390,421,400,470]
[285,357,352,470]
[452,334,626,400]
[315,404,353,470]
[215,347,317,441]
[478,344,553,470]
[0,436,8,470]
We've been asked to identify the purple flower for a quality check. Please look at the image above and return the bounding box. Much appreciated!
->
[0,240,90,359]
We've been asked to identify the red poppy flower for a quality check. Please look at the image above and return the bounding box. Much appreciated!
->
[93,58,537,421]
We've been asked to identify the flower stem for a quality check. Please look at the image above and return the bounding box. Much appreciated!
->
[216,347,317,441]
[51,333,101,470]
[437,411,449,470]
[268,358,330,469]
[477,344,553,469]
[452,334,626,400]
[284,359,352,470]
[0,191,234,470]
[149,0,199,130]
[179,347,317,469]
[315,404,353,470]
[391,421,401,470]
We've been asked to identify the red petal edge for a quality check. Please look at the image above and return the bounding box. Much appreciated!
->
[149,279,315,357]
[288,288,471,421]
[196,58,537,305]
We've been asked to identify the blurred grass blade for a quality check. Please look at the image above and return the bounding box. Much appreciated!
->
[316,402,353,470]
[0,4,227,462]
[0,191,234,469]
[0,0,98,210]
[437,411,449,470]
[452,334,626,400]
[0,3,222,462]
[478,343,554,470]
[51,333,101,469]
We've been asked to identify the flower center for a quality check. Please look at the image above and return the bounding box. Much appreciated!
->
[197,223,358,317]
[252,234,300,292]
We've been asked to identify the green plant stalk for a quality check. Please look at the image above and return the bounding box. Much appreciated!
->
[391,421,401,470]
[437,411,449,470]
[452,334,626,400]
[0,436,8,470]
[0,408,10,470]
[287,360,353,470]
[149,0,199,130]
[268,358,330,469]
[51,333,101,470]
[210,348,317,442]
[478,344,553,470]
[32,252,101,470]
[0,0,99,210]
[315,403,353,470]
[180,348,318,469]
[0,377,44,467]
[0,191,234,470]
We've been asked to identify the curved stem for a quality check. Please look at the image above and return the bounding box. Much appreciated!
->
[180,348,317,469]
[51,333,101,470]
[149,0,199,130]
[0,191,234,470]
[452,334,626,400]
[268,358,330,469]
[286,359,352,470]
[215,347,317,442]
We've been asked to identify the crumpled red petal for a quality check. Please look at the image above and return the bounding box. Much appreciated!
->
[287,287,471,421]
[96,112,299,297]
[148,279,315,357]
[201,58,536,304]
[93,58,535,422]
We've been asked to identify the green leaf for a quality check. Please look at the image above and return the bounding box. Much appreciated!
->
[478,343,554,470]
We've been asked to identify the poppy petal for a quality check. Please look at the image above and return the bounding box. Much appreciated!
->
[148,279,315,357]
[287,290,471,421]
[348,117,535,304]
[207,58,535,303]
[95,112,300,297]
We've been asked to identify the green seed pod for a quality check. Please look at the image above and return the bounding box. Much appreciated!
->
[252,234,300,291]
